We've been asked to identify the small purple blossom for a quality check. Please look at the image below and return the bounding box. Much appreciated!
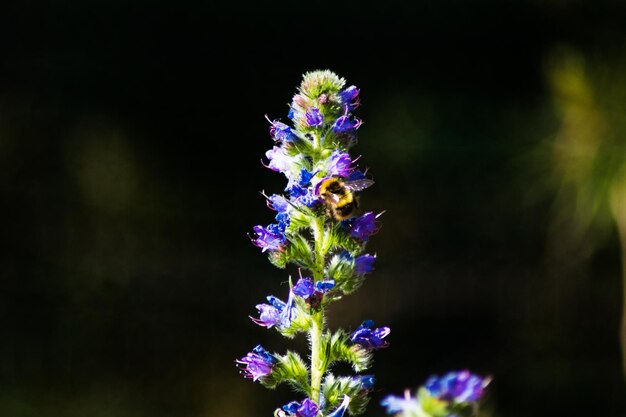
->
[251,224,285,252]
[287,184,307,199]
[266,194,290,213]
[275,212,290,230]
[355,254,376,275]
[264,146,293,174]
[286,168,318,199]
[251,292,296,330]
[338,85,360,110]
[282,398,319,417]
[282,401,301,415]
[267,117,297,143]
[292,278,336,310]
[380,390,421,415]
[299,168,318,186]
[235,345,277,382]
[332,115,362,134]
[350,320,390,349]
[292,278,315,299]
[327,150,355,177]
[306,108,324,127]
[293,278,336,299]
[297,189,321,208]
[297,399,319,417]
[425,370,490,403]
[315,279,336,292]
[343,212,382,240]
[280,290,297,328]
[250,303,281,328]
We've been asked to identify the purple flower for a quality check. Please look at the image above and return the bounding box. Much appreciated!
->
[380,390,421,415]
[343,212,382,240]
[282,401,301,415]
[327,150,355,177]
[306,108,324,127]
[281,291,297,327]
[297,399,319,417]
[297,189,322,208]
[355,254,376,275]
[250,303,281,328]
[267,117,297,143]
[350,320,390,349]
[250,225,285,252]
[292,278,336,310]
[250,293,295,329]
[235,345,277,382]
[264,146,293,174]
[287,184,307,199]
[338,85,360,110]
[266,194,290,213]
[327,395,350,417]
[332,115,362,134]
[292,278,315,299]
[286,168,318,199]
[282,398,319,417]
[315,279,336,292]
[274,212,290,230]
[425,370,490,403]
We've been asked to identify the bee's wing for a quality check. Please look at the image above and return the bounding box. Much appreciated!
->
[343,179,374,192]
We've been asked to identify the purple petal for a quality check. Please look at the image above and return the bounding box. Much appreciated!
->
[305,108,324,127]
[297,398,319,417]
[250,303,281,328]
[354,254,376,274]
[327,150,354,177]
[293,278,315,299]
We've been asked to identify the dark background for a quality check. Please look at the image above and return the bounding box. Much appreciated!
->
[2,1,626,416]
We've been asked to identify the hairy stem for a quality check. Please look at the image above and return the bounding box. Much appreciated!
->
[310,311,324,402]
[310,215,326,402]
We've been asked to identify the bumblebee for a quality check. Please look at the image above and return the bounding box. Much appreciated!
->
[317,177,374,220]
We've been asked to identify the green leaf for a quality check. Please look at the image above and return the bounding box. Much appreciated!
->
[325,253,365,295]
[322,374,371,416]
[285,133,315,157]
[322,330,372,372]
[287,205,315,231]
[269,233,315,270]
[327,223,364,254]
[262,350,311,396]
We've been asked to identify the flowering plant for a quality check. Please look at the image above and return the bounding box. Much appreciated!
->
[235,69,490,417]
[236,69,386,417]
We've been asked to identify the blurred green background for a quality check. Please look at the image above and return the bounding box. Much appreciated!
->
[2,1,626,416]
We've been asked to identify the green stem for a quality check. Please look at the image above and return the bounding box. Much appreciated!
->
[310,215,326,403]
[310,311,324,402]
